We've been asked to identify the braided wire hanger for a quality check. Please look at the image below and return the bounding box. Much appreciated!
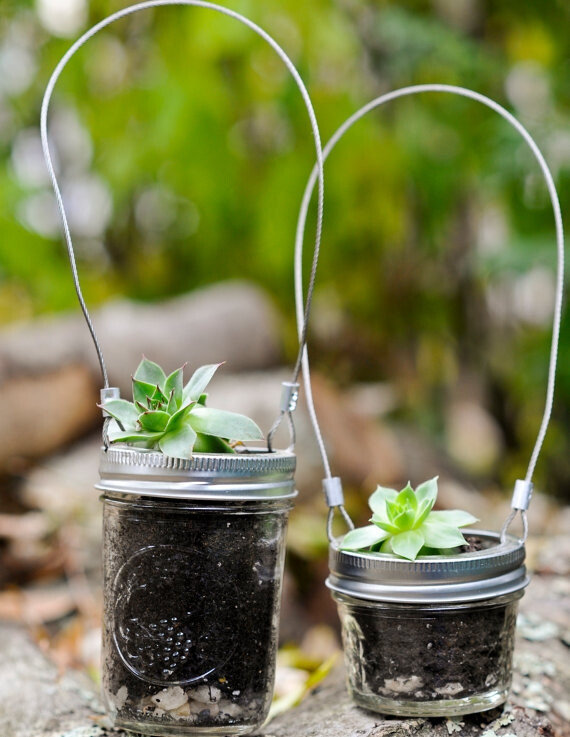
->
[293,84,564,543]
[40,0,324,451]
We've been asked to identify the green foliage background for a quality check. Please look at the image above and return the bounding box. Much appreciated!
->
[1,0,570,498]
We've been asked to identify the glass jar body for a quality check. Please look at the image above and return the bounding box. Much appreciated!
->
[101,493,291,736]
[332,591,522,717]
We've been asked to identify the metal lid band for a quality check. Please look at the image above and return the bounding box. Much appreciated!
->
[327,531,528,604]
[98,446,297,501]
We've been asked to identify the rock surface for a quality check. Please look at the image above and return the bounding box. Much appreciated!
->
[0,364,99,473]
[0,564,568,737]
[0,281,282,387]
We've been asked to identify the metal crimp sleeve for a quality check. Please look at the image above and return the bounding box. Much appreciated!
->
[323,476,344,508]
[100,387,120,417]
[511,479,533,511]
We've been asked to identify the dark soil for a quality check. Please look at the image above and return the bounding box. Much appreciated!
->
[459,534,486,553]
[339,597,519,705]
[101,494,290,733]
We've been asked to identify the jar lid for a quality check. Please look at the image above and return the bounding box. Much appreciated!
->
[327,530,528,604]
[96,445,297,501]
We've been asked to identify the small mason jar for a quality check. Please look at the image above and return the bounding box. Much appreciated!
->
[98,446,296,736]
[327,531,527,717]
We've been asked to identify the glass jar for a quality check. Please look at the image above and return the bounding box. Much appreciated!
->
[98,446,296,736]
[327,531,528,717]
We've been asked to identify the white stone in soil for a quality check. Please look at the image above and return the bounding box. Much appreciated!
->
[435,682,464,696]
[151,685,188,710]
[172,702,196,721]
[188,684,222,703]
[381,675,424,694]
[189,700,205,716]
[189,699,220,717]
[242,696,263,715]
[219,700,243,717]
[112,685,128,710]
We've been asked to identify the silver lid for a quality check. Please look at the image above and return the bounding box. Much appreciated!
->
[327,530,528,603]
[97,446,296,501]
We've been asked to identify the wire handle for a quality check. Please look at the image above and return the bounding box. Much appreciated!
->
[40,0,324,451]
[293,84,564,542]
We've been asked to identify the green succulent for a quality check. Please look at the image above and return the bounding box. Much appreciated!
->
[100,357,263,459]
[341,477,478,560]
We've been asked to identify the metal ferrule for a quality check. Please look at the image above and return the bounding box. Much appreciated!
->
[279,381,300,413]
[97,446,297,501]
[327,530,528,604]
[512,479,533,510]
[100,387,120,416]
[323,476,344,507]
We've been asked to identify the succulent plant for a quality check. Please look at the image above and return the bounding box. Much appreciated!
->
[341,477,478,560]
[100,358,263,459]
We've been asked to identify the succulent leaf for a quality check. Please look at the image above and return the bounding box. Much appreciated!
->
[166,389,178,415]
[138,410,170,432]
[100,398,139,429]
[398,483,417,508]
[421,518,469,549]
[149,384,169,407]
[368,486,398,517]
[110,430,164,446]
[341,524,389,551]
[387,529,425,560]
[182,363,222,404]
[194,433,235,453]
[158,425,197,459]
[385,498,400,524]
[164,367,184,406]
[428,509,479,527]
[189,405,263,440]
[133,378,157,406]
[416,497,435,526]
[134,357,167,387]
[341,477,478,560]
[370,515,400,535]
[392,507,416,530]
[164,402,195,433]
[414,476,438,508]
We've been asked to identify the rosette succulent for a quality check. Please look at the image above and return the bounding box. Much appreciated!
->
[341,477,478,560]
[100,358,263,459]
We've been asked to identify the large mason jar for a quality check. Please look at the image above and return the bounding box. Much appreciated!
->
[98,446,296,736]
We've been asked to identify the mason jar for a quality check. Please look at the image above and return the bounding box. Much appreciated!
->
[98,446,296,736]
[327,531,527,717]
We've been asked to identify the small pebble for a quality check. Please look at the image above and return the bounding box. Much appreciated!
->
[435,682,464,696]
[445,718,463,734]
[189,685,222,703]
[171,701,192,719]
[219,700,243,717]
[151,685,188,710]
[189,700,206,716]
[381,675,424,694]
[113,685,128,710]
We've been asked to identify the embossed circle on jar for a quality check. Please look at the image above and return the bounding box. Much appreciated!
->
[112,544,238,685]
